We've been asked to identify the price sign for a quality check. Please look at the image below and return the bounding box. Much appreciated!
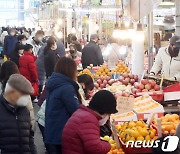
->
[116,96,134,114]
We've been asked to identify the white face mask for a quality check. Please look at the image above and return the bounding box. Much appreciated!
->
[99,115,109,126]
[38,37,43,42]
[10,32,15,36]
[22,40,26,45]
[16,95,30,107]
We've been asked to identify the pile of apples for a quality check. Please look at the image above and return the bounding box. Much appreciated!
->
[132,79,160,94]
[118,74,139,86]
[94,76,116,89]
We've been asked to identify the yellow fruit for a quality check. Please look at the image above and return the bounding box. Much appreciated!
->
[128,121,136,128]
[149,131,155,139]
[137,136,144,141]
[130,136,136,141]
[145,135,151,141]
[141,129,149,137]
[170,129,176,135]
[103,136,110,141]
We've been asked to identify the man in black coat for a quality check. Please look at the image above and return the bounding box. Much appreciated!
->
[82,34,104,69]
[0,74,37,154]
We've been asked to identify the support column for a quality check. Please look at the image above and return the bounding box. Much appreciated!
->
[176,0,180,35]
[148,12,154,72]
[67,11,72,35]
[132,31,145,78]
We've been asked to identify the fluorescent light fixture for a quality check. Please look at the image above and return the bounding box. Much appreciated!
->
[160,2,175,6]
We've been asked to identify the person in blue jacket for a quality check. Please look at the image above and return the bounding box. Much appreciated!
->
[3,28,18,59]
[44,57,81,154]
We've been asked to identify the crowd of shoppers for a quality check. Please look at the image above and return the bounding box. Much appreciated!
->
[0,26,179,154]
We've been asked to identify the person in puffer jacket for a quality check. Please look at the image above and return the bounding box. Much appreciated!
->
[150,36,180,81]
[62,90,118,154]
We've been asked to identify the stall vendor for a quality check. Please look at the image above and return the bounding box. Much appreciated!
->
[150,36,180,81]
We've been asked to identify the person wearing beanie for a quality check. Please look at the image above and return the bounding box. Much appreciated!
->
[0,74,37,153]
[62,90,117,154]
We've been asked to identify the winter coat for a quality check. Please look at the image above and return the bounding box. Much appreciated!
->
[11,42,23,66]
[0,95,37,154]
[4,35,17,58]
[44,72,80,145]
[27,95,35,131]
[82,41,104,69]
[36,42,65,85]
[62,105,111,154]
[44,50,60,78]
[151,46,180,81]
[19,52,38,84]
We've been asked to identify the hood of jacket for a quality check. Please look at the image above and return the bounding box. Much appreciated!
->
[47,72,79,92]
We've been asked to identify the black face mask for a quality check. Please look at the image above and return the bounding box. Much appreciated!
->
[168,46,180,57]
[70,50,76,55]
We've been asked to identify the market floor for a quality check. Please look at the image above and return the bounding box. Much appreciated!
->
[34,104,46,154]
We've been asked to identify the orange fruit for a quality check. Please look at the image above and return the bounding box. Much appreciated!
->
[170,129,176,135]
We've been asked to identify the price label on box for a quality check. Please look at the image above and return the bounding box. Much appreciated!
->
[116,96,134,114]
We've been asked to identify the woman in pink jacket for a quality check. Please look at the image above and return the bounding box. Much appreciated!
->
[62,90,118,154]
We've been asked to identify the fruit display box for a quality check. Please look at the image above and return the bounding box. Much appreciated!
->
[119,138,153,154]
[111,111,138,124]
[135,91,164,103]
[133,96,164,120]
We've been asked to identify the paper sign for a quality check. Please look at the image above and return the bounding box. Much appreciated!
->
[116,96,134,114]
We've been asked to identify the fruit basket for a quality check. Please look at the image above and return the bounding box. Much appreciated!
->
[116,121,158,154]
[119,138,153,154]
[134,91,164,103]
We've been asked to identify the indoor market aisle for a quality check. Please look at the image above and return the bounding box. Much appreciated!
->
[34,104,46,154]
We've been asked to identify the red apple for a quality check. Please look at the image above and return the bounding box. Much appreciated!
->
[129,74,134,79]
[141,79,148,85]
[139,84,145,90]
[122,92,130,97]
[123,73,129,78]
[134,75,139,82]
[108,80,113,86]
[103,80,108,85]
[136,89,142,93]
[125,78,130,83]
[122,80,128,85]
[154,84,160,91]
[100,76,105,81]
[106,76,110,81]
[134,82,140,89]
[97,79,102,85]
[130,79,135,85]
[100,83,105,89]
[145,83,152,91]
[119,76,124,82]
[94,83,99,89]
[132,88,138,94]
[149,80,156,87]
[142,89,148,92]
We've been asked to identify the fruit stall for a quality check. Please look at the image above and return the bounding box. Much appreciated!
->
[78,61,180,154]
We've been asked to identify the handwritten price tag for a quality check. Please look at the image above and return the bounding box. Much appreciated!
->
[116,96,134,114]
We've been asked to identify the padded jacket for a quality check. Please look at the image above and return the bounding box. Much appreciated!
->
[0,95,36,154]
[62,105,111,154]
[44,72,80,145]
[151,46,180,81]
[19,52,38,84]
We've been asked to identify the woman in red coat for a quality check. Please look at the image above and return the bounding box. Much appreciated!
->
[62,90,118,154]
[19,44,39,96]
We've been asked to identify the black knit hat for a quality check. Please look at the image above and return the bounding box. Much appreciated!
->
[89,90,118,114]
